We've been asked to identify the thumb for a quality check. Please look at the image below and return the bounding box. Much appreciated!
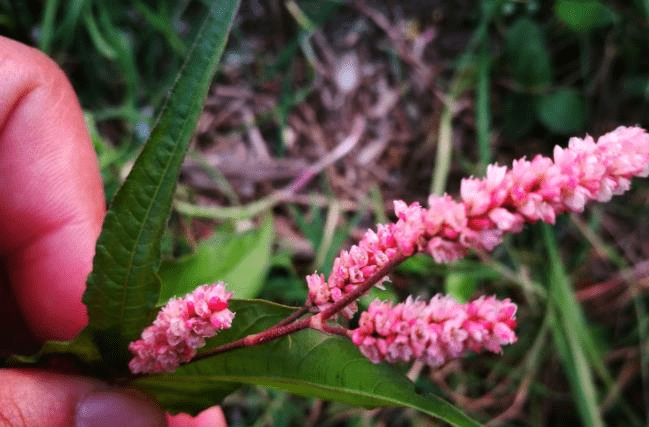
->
[0,369,166,427]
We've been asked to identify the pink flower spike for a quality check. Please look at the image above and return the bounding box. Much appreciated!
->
[306,126,649,319]
[351,294,517,368]
[128,282,235,374]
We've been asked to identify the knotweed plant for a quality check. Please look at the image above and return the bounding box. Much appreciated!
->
[61,7,649,423]
[128,125,649,374]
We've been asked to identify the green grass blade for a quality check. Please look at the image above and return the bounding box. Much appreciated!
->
[631,288,649,424]
[542,224,604,427]
[132,300,482,427]
[55,0,87,50]
[83,10,117,59]
[476,37,491,171]
[133,1,187,55]
[38,0,60,53]
[430,0,495,195]
[83,0,241,369]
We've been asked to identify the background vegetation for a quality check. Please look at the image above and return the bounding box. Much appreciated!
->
[2,0,649,425]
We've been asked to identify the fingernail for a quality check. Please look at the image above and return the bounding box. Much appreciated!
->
[75,388,167,427]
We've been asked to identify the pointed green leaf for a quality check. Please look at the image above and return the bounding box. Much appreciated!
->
[83,0,241,367]
[132,300,481,427]
[8,329,101,368]
[158,216,274,301]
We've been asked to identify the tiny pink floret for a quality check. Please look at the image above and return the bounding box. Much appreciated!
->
[351,295,517,367]
[128,282,235,374]
[306,126,649,317]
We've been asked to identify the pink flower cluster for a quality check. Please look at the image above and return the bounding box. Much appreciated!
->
[307,126,649,316]
[351,295,517,367]
[128,282,235,374]
[307,224,398,318]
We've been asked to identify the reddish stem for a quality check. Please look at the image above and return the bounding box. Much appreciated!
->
[318,254,406,321]
[191,253,406,362]
[193,316,312,361]
[319,324,352,338]
[272,305,310,328]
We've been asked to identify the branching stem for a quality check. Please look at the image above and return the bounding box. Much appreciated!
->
[192,253,406,361]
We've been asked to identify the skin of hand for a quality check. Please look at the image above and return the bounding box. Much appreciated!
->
[0,36,226,427]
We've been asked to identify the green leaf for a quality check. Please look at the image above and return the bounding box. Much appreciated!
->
[536,88,587,134]
[158,216,274,302]
[132,300,482,427]
[445,271,479,303]
[397,253,437,276]
[8,329,101,368]
[261,273,308,305]
[505,17,552,88]
[83,0,241,368]
[555,1,617,33]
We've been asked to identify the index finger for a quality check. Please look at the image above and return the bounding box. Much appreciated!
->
[0,36,105,340]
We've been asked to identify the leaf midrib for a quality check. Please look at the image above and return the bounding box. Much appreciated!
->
[118,115,192,331]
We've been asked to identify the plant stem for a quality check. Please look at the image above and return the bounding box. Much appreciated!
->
[193,316,312,361]
[318,324,352,338]
[192,253,407,361]
[318,254,406,321]
[272,305,310,328]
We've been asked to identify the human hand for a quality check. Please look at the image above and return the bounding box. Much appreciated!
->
[0,36,226,427]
